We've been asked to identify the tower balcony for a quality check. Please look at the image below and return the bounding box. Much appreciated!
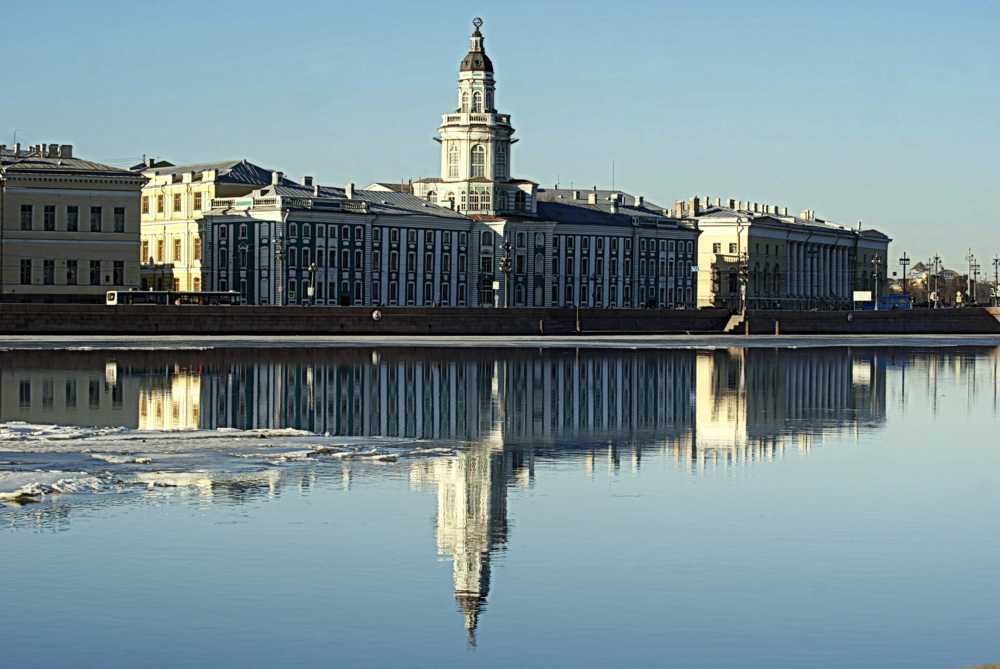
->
[441,112,512,128]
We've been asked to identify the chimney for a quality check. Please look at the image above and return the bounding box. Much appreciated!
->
[782,207,788,216]
[573,190,580,200]
[302,176,313,187]
[47,144,58,158]
[689,196,700,217]
[587,192,598,205]
[271,171,283,185]
[610,199,619,214]
[674,200,685,218]
[635,195,644,207]
[727,199,736,209]
[145,157,154,168]
[312,184,320,197]
[13,143,21,157]
[857,221,862,230]
[60,145,73,159]
[346,183,355,199]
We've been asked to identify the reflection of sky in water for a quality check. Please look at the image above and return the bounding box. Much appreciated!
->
[2,347,1000,668]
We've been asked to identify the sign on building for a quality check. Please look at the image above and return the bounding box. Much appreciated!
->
[853,291,872,302]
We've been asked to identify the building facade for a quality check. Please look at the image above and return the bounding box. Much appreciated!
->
[199,20,700,309]
[688,197,891,310]
[138,159,281,292]
[0,143,146,303]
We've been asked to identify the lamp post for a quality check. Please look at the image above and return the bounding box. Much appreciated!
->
[898,252,910,300]
[498,238,513,308]
[872,254,882,309]
[307,262,316,306]
[272,232,287,306]
[972,260,981,304]
[993,256,1000,307]
[738,251,749,314]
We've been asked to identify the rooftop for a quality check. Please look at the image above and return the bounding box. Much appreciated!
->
[0,145,144,178]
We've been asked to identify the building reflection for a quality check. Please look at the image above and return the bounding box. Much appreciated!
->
[8,346,999,640]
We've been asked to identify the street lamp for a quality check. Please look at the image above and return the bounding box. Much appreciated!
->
[307,262,317,306]
[898,252,910,300]
[272,232,287,306]
[930,254,942,308]
[498,237,513,308]
[871,254,882,309]
[993,256,1000,307]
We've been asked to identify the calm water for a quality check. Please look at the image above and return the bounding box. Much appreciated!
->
[2,345,999,668]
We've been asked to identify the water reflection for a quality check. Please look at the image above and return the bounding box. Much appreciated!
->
[4,345,1000,643]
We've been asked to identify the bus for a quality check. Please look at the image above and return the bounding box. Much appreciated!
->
[106,290,242,306]
[859,295,912,310]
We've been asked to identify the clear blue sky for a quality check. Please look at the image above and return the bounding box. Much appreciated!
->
[3,0,997,273]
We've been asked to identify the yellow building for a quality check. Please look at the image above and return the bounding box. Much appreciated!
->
[682,197,890,310]
[0,143,146,303]
[138,160,280,291]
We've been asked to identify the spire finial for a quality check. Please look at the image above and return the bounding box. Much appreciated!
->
[473,17,483,31]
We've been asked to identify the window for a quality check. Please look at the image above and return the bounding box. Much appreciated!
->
[355,250,362,269]
[516,255,525,274]
[461,92,469,113]
[407,230,416,244]
[729,243,737,253]
[610,258,617,275]
[625,239,632,251]
[480,256,493,273]
[113,207,125,232]
[44,206,56,231]
[355,228,363,241]
[406,282,415,302]
[640,240,647,252]
[582,258,589,275]
[372,282,380,301]
[302,248,310,268]
[535,254,544,274]
[20,205,32,230]
[486,91,493,111]
[582,237,590,251]
[441,282,450,303]
[174,239,182,262]
[407,252,416,272]
[472,91,482,113]
[552,257,559,274]
[389,281,398,301]
[713,242,721,253]
[567,257,574,275]
[240,248,248,268]
[624,259,631,275]
[458,254,467,273]
[373,250,380,268]
[428,191,437,204]
[668,240,675,251]
[481,230,493,246]
[448,145,460,178]
[289,223,298,237]
[596,258,604,274]
[342,249,349,269]
[20,259,31,284]
[687,242,693,253]
[390,252,399,271]
[220,226,227,239]
[90,207,102,232]
[424,282,433,302]
[458,283,466,303]
[390,228,400,243]
[194,238,202,261]
[193,277,200,291]
[640,260,646,276]
[173,193,182,214]
[565,285,573,304]
[611,238,618,252]
[516,232,526,248]
[220,248,229,268]
[471,145,486,178]
[157,194,164,214]
[425,252,433,269]
[113,261,124,285]
[515,190,527,210]
[496,145,507,179]
[67,206,79,232]
[425,230,434,245]
[142,197,150,215]
[156,239,164,262]
[515,284,524,305]
[90,261,101,285]
[459,232,468,245]
[66,260,78,285]
[194,193,203,211]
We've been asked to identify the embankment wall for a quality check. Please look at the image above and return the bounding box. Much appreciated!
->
[743,308,1000,335]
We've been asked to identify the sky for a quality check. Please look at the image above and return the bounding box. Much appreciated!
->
[2,0,997,274]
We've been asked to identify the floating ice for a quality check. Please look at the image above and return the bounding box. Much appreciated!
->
[90,454,153,464]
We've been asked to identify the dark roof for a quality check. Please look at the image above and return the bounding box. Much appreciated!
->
[694,205,892,240]
[141,159,285,186]
[253,183,470,219]
[531,200,682,229]
[0,148,144,178]
[537,188,666,211]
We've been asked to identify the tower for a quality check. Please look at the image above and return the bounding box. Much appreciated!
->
[414,18,535,216]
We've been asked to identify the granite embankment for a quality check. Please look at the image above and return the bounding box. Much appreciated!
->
[0,304,732,335]
[3,304,1000,336]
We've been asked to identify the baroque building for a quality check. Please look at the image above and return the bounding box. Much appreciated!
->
[0,143,145,303]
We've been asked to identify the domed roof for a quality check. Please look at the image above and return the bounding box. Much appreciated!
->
[460,18,493,73]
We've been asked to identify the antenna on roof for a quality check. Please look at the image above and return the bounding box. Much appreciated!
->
[612,161,615,192]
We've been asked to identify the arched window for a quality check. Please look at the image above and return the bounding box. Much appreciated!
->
[535,232,544,247]
[446,191,455,206]
[470,145,486,178]
[514,190,527,211]
[448,145,459,178]
[535,254,544,274]
[566,285,574,305]
[472,91,482,113]
[461,92,469,113]
[485,91,493,112]
[481,230,493,246]
[515,284,524,305]
[516,232,526,248]
[496,190,507,210]
[428,191,437,204]
[239,224,247,238]
[496,145,507,179]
